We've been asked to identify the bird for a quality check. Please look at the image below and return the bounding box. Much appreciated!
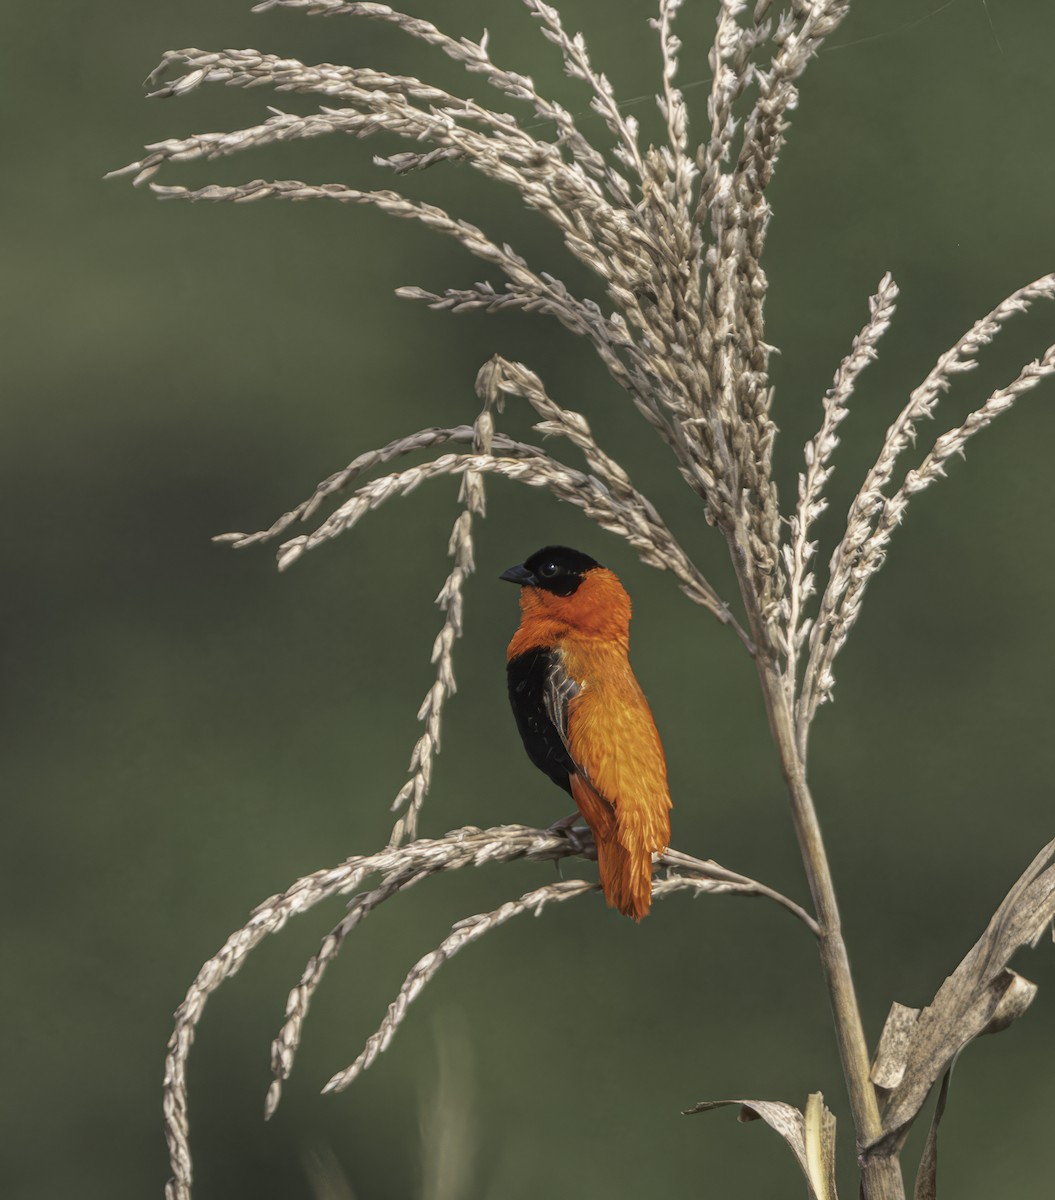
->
[500,545,672,920]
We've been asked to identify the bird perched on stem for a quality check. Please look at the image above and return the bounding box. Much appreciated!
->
[501,546,672,920]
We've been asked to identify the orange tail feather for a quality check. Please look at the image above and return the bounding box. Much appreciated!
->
[571,776,657,921]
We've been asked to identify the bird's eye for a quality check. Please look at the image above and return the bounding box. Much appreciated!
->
[538,561,559,578]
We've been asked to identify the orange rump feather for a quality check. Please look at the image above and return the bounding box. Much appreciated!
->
[563,625,671,920]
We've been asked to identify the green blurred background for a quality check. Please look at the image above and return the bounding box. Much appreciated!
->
[3,1,1054,1197]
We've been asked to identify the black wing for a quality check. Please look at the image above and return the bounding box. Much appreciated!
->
[507,647,581,795]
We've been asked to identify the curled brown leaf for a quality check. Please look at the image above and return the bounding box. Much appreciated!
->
[871,836,1055,1152]
[686,1093,838,1200]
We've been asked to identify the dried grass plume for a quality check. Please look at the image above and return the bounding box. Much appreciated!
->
[112,3,1055,1199]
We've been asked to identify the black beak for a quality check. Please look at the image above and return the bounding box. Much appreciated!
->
[499,563,537,586]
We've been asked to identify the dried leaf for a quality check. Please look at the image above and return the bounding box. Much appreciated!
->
[979,970,1038,1036]
[873,837,1055,1150]
[913,1063,953,1200]
[871,1002,921,1093]
[686,1093,838,1200]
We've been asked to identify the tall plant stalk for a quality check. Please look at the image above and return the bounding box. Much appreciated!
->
[112,3,1055,1197]
[730,492,902,1193]
[761,658,898,1196]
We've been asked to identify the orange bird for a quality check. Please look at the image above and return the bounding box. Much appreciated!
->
[501,546,672,920]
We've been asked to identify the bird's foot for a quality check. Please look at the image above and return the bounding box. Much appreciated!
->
[548,812,589,855]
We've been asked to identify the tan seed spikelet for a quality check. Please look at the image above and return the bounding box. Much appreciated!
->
[785,274,898,699]
[801,274,1055,727]
[158,822,813,1197]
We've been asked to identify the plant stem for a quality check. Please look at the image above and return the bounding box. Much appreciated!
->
[727,533,904,1199]
[762,665,904,1199]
